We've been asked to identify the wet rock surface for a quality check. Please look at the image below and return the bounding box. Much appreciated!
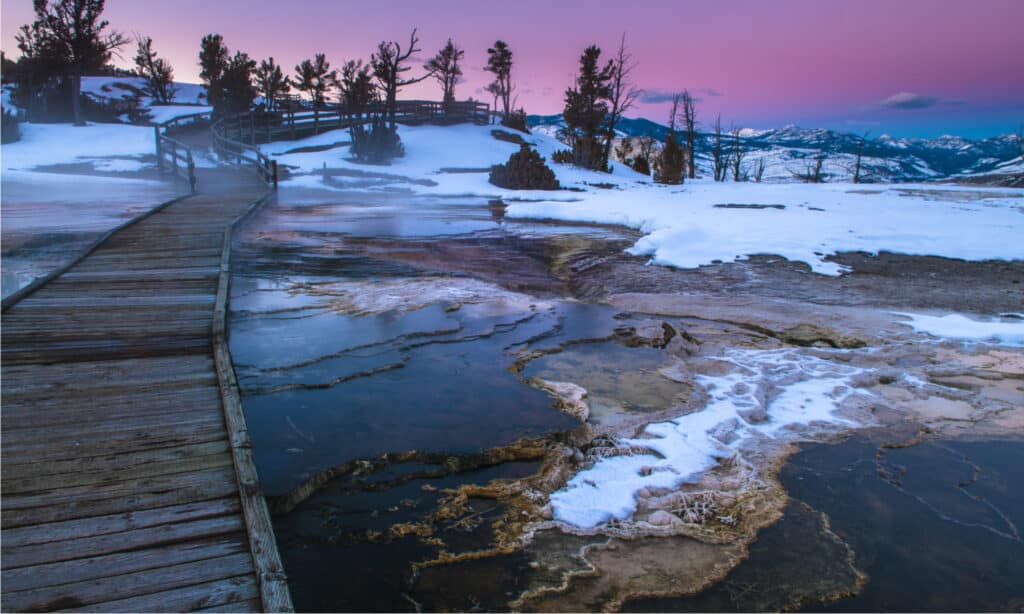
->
[230,189,1023,611]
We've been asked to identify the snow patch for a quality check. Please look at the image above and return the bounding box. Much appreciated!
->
[551,348,866,528]
[893,312,1024,347]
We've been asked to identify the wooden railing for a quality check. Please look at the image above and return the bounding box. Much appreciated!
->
[208,99,489,190]
[154,129,198,193]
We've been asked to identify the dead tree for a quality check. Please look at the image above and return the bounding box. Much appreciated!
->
[753,157,766,182]
[852,131,869,183]
[794,155,826,183]
[679,90,698,178]
[711,114,727,181]
[600,34,640,171]
[729,127,747,181]
[372,28,431,129]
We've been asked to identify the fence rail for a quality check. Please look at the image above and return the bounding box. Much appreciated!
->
[209,99,488,190]
[154,129,198,193]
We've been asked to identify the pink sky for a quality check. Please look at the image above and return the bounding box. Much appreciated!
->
[3,0,1022,137]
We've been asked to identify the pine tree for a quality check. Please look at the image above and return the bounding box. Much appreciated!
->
[19,0,127,124]
[220,51,256,114]
[484,40,513,119]
[653,96,685,184]
[563,45,613,170]
[134,36,175,104]
[425,38,464,112]
[255,57,289,111]
[337,59,376,117]
[294,53,336,107]
[199,34,229,111]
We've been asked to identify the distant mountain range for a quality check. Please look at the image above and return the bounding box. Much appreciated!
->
[528,114,1024,185]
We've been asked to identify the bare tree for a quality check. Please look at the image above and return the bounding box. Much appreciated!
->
[425,38,464,112]
[729,127,747,181]
[753,157,766,182]
[678,90,698,178]
[600,34,641,171]
[852,131,869,183]
[653,95,685,184]
[1016,124,1023,160]
[794,155,826,183]
[711,114,727,182]
[372,28,431,129]
[134,35,175,104]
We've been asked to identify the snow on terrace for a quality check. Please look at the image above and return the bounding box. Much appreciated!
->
[263,123,1024,276]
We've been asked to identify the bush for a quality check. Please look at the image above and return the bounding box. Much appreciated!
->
[350,119,404,164]
[653,132,685,184]
[1,106,21,144]
[489,143,559,190]
[501,108,529,133]
[550,149,574,164]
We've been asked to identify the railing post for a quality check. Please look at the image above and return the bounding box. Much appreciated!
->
[187,150,197,194]
[250,113,256,146]
[290,108,295,140]
[272,160,278,190]
[314,107,320,135]
[154,126,162,170]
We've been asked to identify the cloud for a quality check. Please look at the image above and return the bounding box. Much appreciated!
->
[699,88,722,97]
[638,89,705,104]
[880,92,965,110]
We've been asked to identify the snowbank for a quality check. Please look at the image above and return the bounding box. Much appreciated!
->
[2,122,155,172]
[262,123,1024,276]
[147,105,213,125]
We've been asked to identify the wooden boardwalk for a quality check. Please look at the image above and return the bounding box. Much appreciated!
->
[1,168,291,612]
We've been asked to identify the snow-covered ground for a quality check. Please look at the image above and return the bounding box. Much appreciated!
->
[80,76,207,107]
[261,123,1024,276]
[1,121,182,298]
[2,122,157,172]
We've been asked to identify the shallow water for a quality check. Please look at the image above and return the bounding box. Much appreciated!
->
[230,186,1023,611]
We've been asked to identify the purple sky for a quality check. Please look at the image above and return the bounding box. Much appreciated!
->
[3,0,1022,137]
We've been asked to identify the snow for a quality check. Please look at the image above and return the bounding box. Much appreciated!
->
[893,312,1024,347]
[260,123,1024,276]
[146,105,213,125]
[550,348,866,528]
[2,122,156,172]
[80,76,207,106]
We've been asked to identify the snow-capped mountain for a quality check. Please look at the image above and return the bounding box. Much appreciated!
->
[528,114,1024,184]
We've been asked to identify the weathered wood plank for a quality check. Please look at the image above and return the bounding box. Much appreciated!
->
[75,573,259,613]
[1,468,239,528]
[1,498,241,548]
[1,535,248,593]
[2,514,246,570]
[0,440,229,481]
[3,553,254,612]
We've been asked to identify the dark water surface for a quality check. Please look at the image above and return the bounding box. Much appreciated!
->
[231,188,1023,611]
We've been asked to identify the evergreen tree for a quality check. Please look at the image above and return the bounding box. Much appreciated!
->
[134,36,175,104]
[563,45,613,170]
[653,96,685,184]
[337,59,376,117]
[18,0,127,124]
[294,53,335,107]
[255,57,289,111]
[425,38,464,112]
[484,40,513,119]
[219,51,256,114]
[199,34,228,111]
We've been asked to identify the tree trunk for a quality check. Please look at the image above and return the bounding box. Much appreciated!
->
[72,69,84,126]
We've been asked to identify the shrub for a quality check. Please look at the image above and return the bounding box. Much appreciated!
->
[550,149,574,164]
[501,108,529,133]
[1,106,21,144]
[350,119,404,164]
[489,143,559,190]
[653,132,685,184]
